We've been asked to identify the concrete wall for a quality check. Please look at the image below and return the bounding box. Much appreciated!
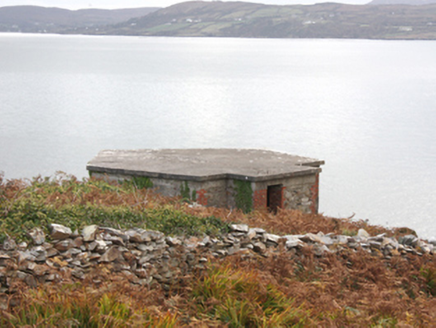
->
[252,173,319,214]
[90,172,228,208]
[90,171,319,213]
[150,178,228,208]
[225,179,255,211]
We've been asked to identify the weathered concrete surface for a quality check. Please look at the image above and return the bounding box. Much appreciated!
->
[87,149,324,182]
[87,149,324,213]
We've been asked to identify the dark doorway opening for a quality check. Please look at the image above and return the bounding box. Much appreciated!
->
[267,184,282,213]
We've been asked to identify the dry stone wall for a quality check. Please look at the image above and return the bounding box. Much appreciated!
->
[1,222,435,307]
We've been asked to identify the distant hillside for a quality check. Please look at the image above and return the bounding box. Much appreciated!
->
[88,1,436,39]
[2,2,436,39]
[0,6,160,33]
[369,0,436,4]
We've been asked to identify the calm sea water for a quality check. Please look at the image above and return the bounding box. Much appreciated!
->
[1,33,435,238]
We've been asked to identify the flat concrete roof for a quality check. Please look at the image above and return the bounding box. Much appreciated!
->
[87,149,324,182]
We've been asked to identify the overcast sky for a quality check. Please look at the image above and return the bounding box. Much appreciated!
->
[0,0,369,9]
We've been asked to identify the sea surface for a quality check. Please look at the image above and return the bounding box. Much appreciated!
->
[1,33,435,238]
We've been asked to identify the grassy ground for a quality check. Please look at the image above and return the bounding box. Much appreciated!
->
[1,173,436,326]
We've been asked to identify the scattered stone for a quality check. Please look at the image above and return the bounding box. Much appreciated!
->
[357,229,370,238]
[18,242,28,250]
[49,224,72,240]
[28,228,45,245]
[253,242,266,253]
[230,224,249,233]
[285,238,303,249]
[82,225,99,242]
[299,233,323,244]
[3,236,17,251]
[166,237,182,247]
[399,235,419,247]
[99,247,121,263]
[54,240,71,252]
[320,235,334,246]
[265,233,280,244]
[428,237,436,246]
[71,269,85,280]
[100,227,129,243]
[246,229,257,240]
[369,241,382,249]
[313,244,330,257]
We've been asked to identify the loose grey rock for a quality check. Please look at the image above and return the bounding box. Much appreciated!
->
[18,250,36,263]
[46,248,58,258]
[99,246,121,263]
[82,225,99,242]
[319,236,334,246]
[399,235,419,247]
[49,224,72,240]
[313,244,330,256]
[253,242,266,253]
[199,236,211,247]
[103,234,125,246]
[137,244,154,253]
[265,233,280,244]
[139,254,155,265]
[125,229,148,243]
[215,249,228,256]
[65,248,82,257]
[230,224,249,233]
[285,239,303,249]
[369,241,382,249]
[144,230,164,242]
[3,236,17,251]
[166,237,182,247]
[357,229,370,238]
[335,235,351,245]
[299,233,324,244]
[100,227,129,243]
[73,237,84,248]
[28,228,45,245]
[71,269,85,280]
[428,237,436,246]
[246,229,257,240]
[252,228,266,234]
[94,240,109,253]
[89,253,101,261]
[18,242,28,250]
[30,246,47,262]
[54,240,71,252]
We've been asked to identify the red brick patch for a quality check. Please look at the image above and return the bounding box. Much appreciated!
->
[253,189,267,209]
[197,189,208,206]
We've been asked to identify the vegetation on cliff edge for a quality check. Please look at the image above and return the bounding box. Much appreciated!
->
[1,173,436,326]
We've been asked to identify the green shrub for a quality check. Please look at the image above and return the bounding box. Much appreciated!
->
[0,177,229,242]
[234,180,253,213]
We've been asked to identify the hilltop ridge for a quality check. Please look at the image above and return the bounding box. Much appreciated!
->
[2,2,436,39]
[100,1,436,39]
[0,5,159,33]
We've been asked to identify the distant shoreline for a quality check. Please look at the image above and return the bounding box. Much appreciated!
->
[2,2,436,40]
[2,31,436,41]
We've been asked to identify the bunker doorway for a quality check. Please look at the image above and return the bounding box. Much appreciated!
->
[267,184,283,213]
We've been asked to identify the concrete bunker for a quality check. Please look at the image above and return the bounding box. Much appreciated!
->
[87,149,324,214]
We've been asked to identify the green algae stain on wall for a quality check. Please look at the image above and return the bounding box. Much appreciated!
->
[234,180,253,213]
